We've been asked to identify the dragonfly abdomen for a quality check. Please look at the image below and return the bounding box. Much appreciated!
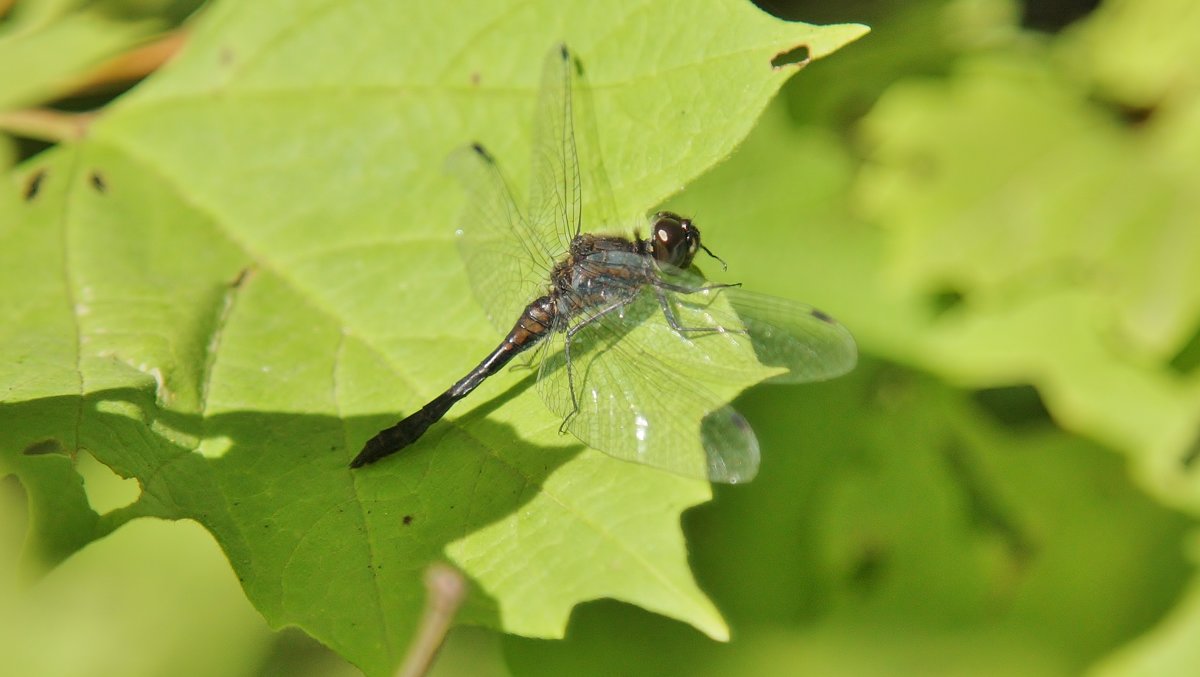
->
[452,295,556,396]
[350,295,556,468]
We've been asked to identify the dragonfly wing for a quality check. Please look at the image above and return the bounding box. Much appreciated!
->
[526,44,583,254]
[534,281,763,483]
[447,144,555,331]
[719,286,858,383]
[533,252,856,482]
[651,259,858,384]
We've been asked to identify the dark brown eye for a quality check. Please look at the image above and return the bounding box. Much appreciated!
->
[649,211,699,269]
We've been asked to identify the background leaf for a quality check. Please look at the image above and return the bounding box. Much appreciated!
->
[9,0,1198,675]
[0,0,866,674]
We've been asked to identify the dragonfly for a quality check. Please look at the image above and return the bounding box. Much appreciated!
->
[351,44,857,483]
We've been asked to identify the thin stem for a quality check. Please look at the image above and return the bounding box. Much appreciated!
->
[71,30,188,95]
[0,108,96,142]
[396,563,467,677]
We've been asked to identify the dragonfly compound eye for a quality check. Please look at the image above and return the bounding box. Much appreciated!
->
[650,211,700,269]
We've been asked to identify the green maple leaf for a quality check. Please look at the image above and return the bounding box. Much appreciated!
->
[0,1,866,673]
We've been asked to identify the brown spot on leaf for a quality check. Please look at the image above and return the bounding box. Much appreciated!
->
[24,169,46,201]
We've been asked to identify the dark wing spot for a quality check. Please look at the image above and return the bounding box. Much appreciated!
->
[24,169,46,201]
[89,171,107,193]
[771,45,811,69]
[810,308,835,324]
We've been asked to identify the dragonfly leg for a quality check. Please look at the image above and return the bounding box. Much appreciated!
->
[654,287,749,337]
[558,298,633,433]
[654,279,741,297]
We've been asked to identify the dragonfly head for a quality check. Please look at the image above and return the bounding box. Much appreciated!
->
[648,211,728,271]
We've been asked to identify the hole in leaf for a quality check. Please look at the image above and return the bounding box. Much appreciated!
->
[771,44,810,69]
[78,450,140,514]
[972,385,1054,428]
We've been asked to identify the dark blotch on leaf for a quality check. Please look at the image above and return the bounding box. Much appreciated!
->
[771,44,810,69]
[1020,0,1101,33]
[1181,430,1200,471]
[848,542,888,590]
[24,169,46,201]
[928,287,965,317]
[23,438,65,456]
[1168,320,1200,375]
[972,385,1054,428]
[1089,92,1158,128]
[403,515,413,525]
[89,171,107,193]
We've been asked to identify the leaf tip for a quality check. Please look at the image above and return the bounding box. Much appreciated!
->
[701,614,731,642]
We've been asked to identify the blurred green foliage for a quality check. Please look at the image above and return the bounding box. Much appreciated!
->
[3,0,1200,675]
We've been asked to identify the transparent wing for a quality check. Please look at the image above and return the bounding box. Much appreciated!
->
[652,256,858,384]
[567,46,624,233]
[534,289,761,483]
[447,144,556,331]
[533,252,857,483]
[450,44,615,331]
[526,43,583,254]
[717,286,859,384]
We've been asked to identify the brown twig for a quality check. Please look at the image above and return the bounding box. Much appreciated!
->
[0,108,96,142]
[69,30,188,95]
[396,563,468,677]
